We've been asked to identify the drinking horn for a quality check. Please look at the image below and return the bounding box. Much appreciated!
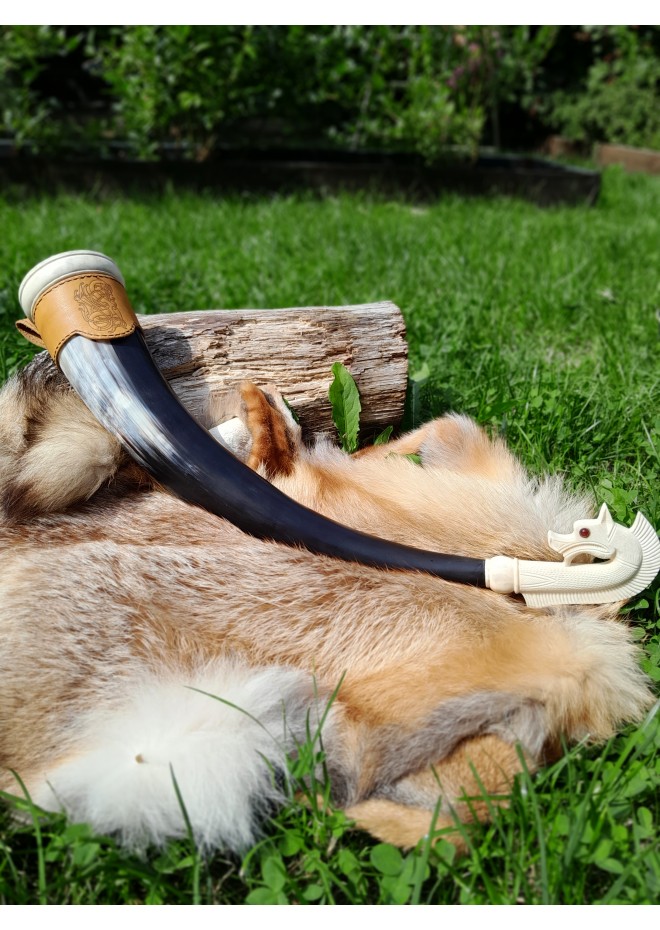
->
[17,251,660,607]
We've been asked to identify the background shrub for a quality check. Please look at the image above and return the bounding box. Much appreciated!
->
[0,25,658,160]
[543,26,660,151]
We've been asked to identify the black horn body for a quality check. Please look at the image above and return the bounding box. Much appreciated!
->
[59,331,486,585]
[19,251,487,588]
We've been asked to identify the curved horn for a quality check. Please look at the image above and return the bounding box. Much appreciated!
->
[18,251,486,587]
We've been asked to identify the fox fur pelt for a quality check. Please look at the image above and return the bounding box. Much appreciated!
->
[0,353,652,852]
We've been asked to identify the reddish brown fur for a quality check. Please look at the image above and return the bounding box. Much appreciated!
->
[0,362,653,850]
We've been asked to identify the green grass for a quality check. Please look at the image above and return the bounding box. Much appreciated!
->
[1,168,659,903]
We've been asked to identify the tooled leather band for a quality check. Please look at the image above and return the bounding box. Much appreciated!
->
[22,272,138,364]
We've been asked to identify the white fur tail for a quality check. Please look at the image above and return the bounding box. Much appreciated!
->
[32,662,327,852]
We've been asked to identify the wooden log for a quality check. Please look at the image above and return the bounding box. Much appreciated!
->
[140,302,408,437]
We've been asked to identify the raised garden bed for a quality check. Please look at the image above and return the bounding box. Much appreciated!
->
[594,142,660,176]
[0,144,601,206]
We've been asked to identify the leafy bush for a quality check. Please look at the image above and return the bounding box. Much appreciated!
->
[0,26,658,159]
[0,26,537,159]
[0,26,82,150]
[545,27,660,150]
[91,25,494,159]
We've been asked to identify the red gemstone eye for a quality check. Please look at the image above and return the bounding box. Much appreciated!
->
[579,527,591,538]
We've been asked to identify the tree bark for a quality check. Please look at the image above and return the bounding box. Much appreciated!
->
[140,302,408,437]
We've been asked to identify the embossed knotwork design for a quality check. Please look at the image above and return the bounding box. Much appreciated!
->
[73,279,124,333]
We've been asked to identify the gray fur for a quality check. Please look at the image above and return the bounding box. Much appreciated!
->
[372,691,546,791]
[327,691,547,808]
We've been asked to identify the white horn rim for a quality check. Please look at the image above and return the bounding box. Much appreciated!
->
[19,250,125,321]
